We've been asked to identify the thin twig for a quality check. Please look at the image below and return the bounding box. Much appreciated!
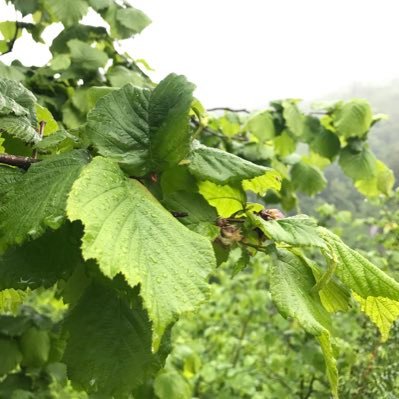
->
[207,107,250,114]
[0,154,38,170]
[33,120,46,159]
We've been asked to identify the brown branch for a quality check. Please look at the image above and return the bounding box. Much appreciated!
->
[0,153,38,170]
[207,107,250,114]
[32,121,46,159]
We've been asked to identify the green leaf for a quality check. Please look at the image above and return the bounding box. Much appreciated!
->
[273,130,296,157]
[103,4,151,39]
[339,145,377,181]
[63,281,163,396]
[0,165,23,196]
[244,111,275,142]
[310,129,341,160]
[291,161,327,196]
[0,62,25,81]
[154,371,192,399]
[0,79,39,143]
[242,169,282,196]
[319,227,399,300]
[332,99,373,138]
[42,0,89,26]
[50,25,107,54]
[0,222,83,290]
[305,257,350,313]
[188,142,269,184]
[355,160,394,197]
[0,22,19,41]
[0,338,22,375]
[19,327,50,367]
[270,249,338,397]
[162,191,219,239]
[88,0,112,10]
[198,181,245,217]
[353,294,399,342]
[35,104,59,136]
[67,39,108,71]
[49,54,71,71]
[282,100,304,136]
[0,150,89,252]
[0,289,26,314]
[87,73,195,176]
[116,6,152,35]
[107,65,148,88]
[66,157,215,348]
[249,214,326,248]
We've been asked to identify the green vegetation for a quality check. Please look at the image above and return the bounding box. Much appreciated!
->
[0,1,398,398]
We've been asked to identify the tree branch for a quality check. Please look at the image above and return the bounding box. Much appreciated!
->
[0,153,38,170]
[207,107,250,114]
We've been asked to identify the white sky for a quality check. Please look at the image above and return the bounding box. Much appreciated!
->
[1,0,399,109]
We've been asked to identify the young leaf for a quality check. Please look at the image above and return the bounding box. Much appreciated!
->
[0,150,90,253]
[332,99,373,138]
[319,227,399,340]
[187,142,269,184]
[242,168,282,196]
[66,157,215,348]
[198,181,245,217]
[249,214,326,248]
[86,74,195,176]
[353,294,399,342]
[270,249,338,397]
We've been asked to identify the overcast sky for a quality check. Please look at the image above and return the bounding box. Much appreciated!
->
[1,0,399,109]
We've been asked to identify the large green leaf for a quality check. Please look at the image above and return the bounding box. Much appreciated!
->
[0,223,83,290]
[332,99,373,138]
[63,281,163,396]
[86,74,195,176]
[188,142,269,184]
[249,214,326,248]
[319,228,399,300]
[42,0,89,26]
[0,79,39,143]
[67,157,215,348]
[0,150,89,253]
[270,249,338,397]
[339,145,377,181]
[244,111,275,141]
[291,161,327,196]
[102,3,151,39]
[116,6,152,35]
[319,227,399,340]
[67,39,108,71]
